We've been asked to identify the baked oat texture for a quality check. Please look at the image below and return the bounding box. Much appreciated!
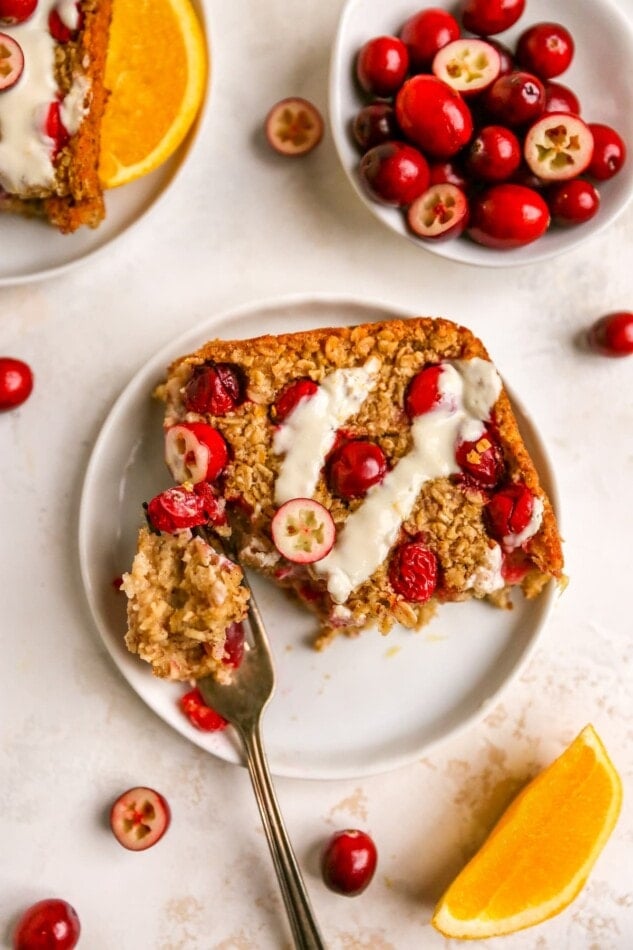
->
[159,317,564,648]
[122,527,249,682]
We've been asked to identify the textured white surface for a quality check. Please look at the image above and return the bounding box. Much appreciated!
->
[1,0,632,947]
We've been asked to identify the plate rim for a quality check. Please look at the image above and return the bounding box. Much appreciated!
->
[78,291,562,779]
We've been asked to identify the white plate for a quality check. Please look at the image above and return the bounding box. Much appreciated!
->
[79,294,560,779]
[0,1,209,287]
[329,0,633,267]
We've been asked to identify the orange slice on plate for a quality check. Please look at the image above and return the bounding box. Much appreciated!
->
[99,0,207,188]
[432,724,622,939]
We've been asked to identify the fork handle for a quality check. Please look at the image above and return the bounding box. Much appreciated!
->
[237,721,326,950]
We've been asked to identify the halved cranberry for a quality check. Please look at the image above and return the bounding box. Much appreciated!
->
[407,183,470,241]
[271,498,336,564]
[544,81,580,115]
[455,428,504,488]
[0,32,23,90]
[110,787,171,851]
[516,22,574,79]
[461,0,525,36]
[404,364,447,417]
[587,312,633,357]
[48,3,84,42]
[273,377,319,423]
[396,76,473,158]
[586,123,626,181]
[223,621,245,667]
[352,103,399,152]
[432,38,501,98]
[0,0,36,25]
[145,486,208,533]
[328,439,387,498]
[486,483,535,541]
[483,71,545,127]
[547,178,599,226]
[13,899,80,950]
[468,183,550,248]
[264,97,323,157]
[180,687,228,730]
[45,100,70,157]
[466,125,521,182]
[399,7,460,72]
[501,550,531,585]
[389,540,438,603]
[184,362,244,415]
[321,830,378,897]
[0,356,33,410]
[356,35,409,99]
[524,113,593,181]
[359,140,430,207]
[165,421,229,484]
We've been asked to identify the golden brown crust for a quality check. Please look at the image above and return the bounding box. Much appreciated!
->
[160,316,564,643]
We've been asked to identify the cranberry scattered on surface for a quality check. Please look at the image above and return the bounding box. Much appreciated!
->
[455,428,504,488]
[180,687,228,731]
[273,378,319,423]
[0,0,36,25]
[13,899,80,950]
[461,0,525,36]
[516,21,574,79]
[184,362,244,415]
[321,829,378,896]
[110,787,171,851]
[356,35,409,98]
[264,97,323,157]
[359,140,430,206]
[547,179,600,226]
[486,483,535,541]
[389,540,438,603]
[587,123,627,181]
[0,357,33,410]
[399,6,460,71]
[328,439,387,498]
[587,312,633,357]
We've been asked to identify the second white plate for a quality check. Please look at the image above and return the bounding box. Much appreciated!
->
[79,294,559,779]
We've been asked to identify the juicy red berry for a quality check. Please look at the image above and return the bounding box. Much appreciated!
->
[587,312,633,357]
[400,7,460,72]
[466,125,521,183]
[353,103,399,152]
[389,540,438,602]
[184,362,244,415]
[461,0,525,36]
[0,0,36,24]
[328,440,387,498]
[516,22,574,79]
[0,356,33,410]
[356,35,409,99]
[48,5,83,42]
[45,101,70,157]
[180,687,228,731]
[455,428,504,488]
[547,179,600,226]
[395,75,473,159]
[486,483,535,540]
[404,365,447,417]
[486,39,515,76]
[110,787,171,852]
[483,71,546,127]
[359,140,430,207]
[13,899,80,950]
[264,98,324,157]
[501,550,531,584]
[223,622,245,668]
[586,123,627,181]
[544,80,580,115]
[321,830,378,897]
[468,183,550,249]
[192,480,228,525]
[428,160,468,190]
[273,377,319,423]
[407,183,470,241]
[145,486,208,533]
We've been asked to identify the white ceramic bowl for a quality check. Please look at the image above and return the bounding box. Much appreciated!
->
[330,0,633,267]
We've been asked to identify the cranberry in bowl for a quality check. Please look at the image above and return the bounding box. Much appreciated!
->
[330,0,633,266]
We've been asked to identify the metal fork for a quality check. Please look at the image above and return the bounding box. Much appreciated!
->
[197,561,326,950]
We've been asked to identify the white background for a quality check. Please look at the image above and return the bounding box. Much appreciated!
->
[1,0,632,947]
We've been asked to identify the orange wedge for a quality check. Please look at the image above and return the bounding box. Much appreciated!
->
[99,0,207,188]
[432,724,622,939]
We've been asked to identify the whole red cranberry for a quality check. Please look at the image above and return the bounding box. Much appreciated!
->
[359,140,430,206]
[404,364,447,417]
[352,103,399,152]
[428,160,468,190]
[586,123,627,181]
[587,312,633,357]
[356,35,409,98]
[328,440,387,498]
[461,0,525,36]
[273,378,319,423]
[399,7,460,71]
[516,22,574,80]
[466,125,521,183]
[486,483,535,540]
[468,183,550,248]
[0,0,36,24]
[145,486,208,533]
[13,899,80,950]
[543,80,580,115]
[395,75,473,158]
[455,427,504,488]
[483,72,546,127]
[485,38,515,76]
[0,356,33,410]
[389,540,438,602]
[547,179,600,226]
[184,362,244,415]
[321,829,378,896]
